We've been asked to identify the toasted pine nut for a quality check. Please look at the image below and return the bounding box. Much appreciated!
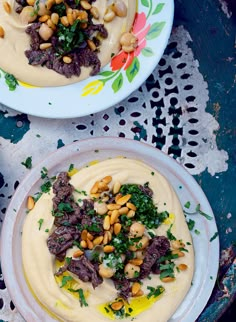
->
[110,210,119,225]
[98,181,109,191]
[51,12,59,25]
[67,12,74,25]
[66,7,73,14]
[127,209,135,218]
[3,1,11,13]
[104,10,115,22]
[103,215,110,230]
[116,194,131,205]
[118,207,129,215]
[73,249,84,258]
[93,235,103,245]
[161,277,176,283]
[77,10,88,21]
[27,196,35,210]
[132,289,144,297]
[47,18,56,30]
[46,0,55,10]
[80,0,91,10]
[26,0,35,5]
[39,42,52,50]
[114,223,122,235]
[113,181,121,194]
[90,6,99,19]
[172,250,185,257]
[80,240,87,248]
[87,39,96,51]
[61,16,69,27]
[112,0,127,17]
[129,258,143,266]
[72,9,78,20]
[103,245,115,253]
[0,26,4,38]
[107,203,121,211]
[126,202,137,211]
[87,232,94,241]
[103,231,109,245]
[55,0,63,3]
[178,264,188,271]
[115,193,122,203]
[131,282,141,295]
[39,14,50,22]
[90,181,99,194]
[63,56,72,64]
[107,230,112,242]
[102,175,112,184]
[87,238,94,249]
[171,240,185,249]
[109,226,114,235]
[81,229,88,241]
[90,193,101,199]
[111,301,124,311]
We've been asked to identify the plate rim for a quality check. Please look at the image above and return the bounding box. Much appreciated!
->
[0,137,219,321]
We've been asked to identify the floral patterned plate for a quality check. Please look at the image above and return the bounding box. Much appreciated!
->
[0,1,174,119]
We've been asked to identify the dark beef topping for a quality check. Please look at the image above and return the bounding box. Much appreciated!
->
[67,256,103,289]
[112,277,131,301]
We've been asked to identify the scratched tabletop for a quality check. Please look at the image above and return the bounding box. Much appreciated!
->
[0,0,236,321]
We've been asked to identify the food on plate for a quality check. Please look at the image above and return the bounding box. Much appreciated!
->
[22,158,194,322]
[0,0,136,86]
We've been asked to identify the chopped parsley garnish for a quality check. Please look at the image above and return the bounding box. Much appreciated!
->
[45,228,49,233]
[75,189,87,196]
[187,218,195,231]
[4,73,18,91]
[184,201,191,209]
[21,156,32,169]
[166,224,176,241]
[58,202,74,213]
[147,285,165,299]
[65,257,72,265]
[38,218,44,230]
[159,262,175,279]
[40,180,52,193]
[68,288,88,307]
[68,163,74,172]
[51,2,66,16]
[184,203,213,220]
[40,167,48,179]
[194,229,200,235]
[210,232,219,242]
[60,276,73,288]
[120,183,168,229]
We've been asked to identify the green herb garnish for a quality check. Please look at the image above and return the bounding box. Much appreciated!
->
[147,285,165,299]
[210,232,219,242]
[38,218,44,230]
[21,156,32,169]
[68,288,88,307]
[4,73,18,91]
[166,224,176,241]
[60,276,73,288]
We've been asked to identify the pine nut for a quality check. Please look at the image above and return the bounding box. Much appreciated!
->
[26,0,35,5]
[39,42,52,50]
[161,277,175,283]
[80,240,87,248]
[109,226,114,235]
[113,181,121,194]
[67,7,73,14]
[127,202,136,211]
[103,245,115,253]
[90,181,99,194]
[172,250,185,257]
[103,231,109,245]
[132,289,144,297]
[131,282,141,295]
[51,12,59,25]
[107,203,121,211]
[73,249,84,258]
[93,236,103,245]
[46,0,55,10]
[127,209,135,218]
[72,9,78,20]
[129,258,143,266]
[81,229,88,241]
[77,10,88,21]
[67,12,74,25]
[90,193,100,199]
[103,215,110,230]
[98,181,109,191]
[3,1,11,14]
[102,175,112,184]
[110,210,119,225]
[39,14,50,22]
[90,6,99,19]
[47,18,56,30]
[87,232,94,241]
[171,240,185,249]
[27,196,35,210]
[63,56,72,64]
[112,0,127,17]
[118,207,129,215]
[111,301,124,311]
[104,10,115,22]
[55,0,63,3]
[80,0,91,10]
[114,223,121,235]
[178,264,188,271]
[61,16,69,27]
[116,194,131,205]
[86,238,94,249]
[115,193,122,203]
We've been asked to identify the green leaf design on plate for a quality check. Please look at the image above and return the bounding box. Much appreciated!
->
[152,3,165,15]
[99,71,114,77]
[146,21,166,40]
[142,47,154,57]
[141,0,149,8]
[126,57,140,83]
[112,73,123,93]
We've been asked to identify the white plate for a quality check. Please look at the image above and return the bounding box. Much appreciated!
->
[0,0,174,119]
[1,138,219,321]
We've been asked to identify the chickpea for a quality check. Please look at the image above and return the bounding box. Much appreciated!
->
[19,6,38,24]
[112,0,127,17]
[129,235,149,251]
[135,250,145,260]
[124,263,140,279]
[120,32,138,53]
[39,23,54,41]
[37,1,50,16]
[94,201,108,215]
[98,264,115,278]
[129,222,145,237]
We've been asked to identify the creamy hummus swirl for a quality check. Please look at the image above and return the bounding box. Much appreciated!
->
[0,0,136,86]
[22,158,194,322]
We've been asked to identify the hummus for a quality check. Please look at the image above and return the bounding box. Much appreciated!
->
[22,158,194,322]
[0,0,136,87]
